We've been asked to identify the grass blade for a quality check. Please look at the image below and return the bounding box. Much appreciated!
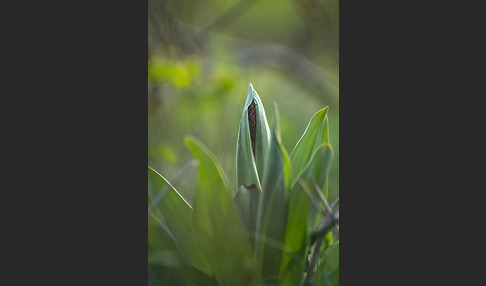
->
[147,166,212,276]
[279,114,333,285]
[289,107,329,188]
[185,136,257,286]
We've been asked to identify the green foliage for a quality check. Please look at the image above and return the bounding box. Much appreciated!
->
[148,167,211,275]
[279,108,334,285]
[289,107,329,188]
[185,136,256,286]
[314,241,339,286]
[148,84,338,286]
[255,103,290,283]
[235,83,271,191]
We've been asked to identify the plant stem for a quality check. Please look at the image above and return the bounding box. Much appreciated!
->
[330,196,339,210]
[310,212,339,245]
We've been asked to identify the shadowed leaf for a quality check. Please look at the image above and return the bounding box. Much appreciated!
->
[185,136,257,286]
[313,241,339,286]
[233,183,260,244]
[147,166,212,276]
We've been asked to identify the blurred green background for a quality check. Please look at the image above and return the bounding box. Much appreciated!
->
[148,0,339,204]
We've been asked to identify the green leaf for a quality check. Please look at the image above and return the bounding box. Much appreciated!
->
[279,114,334,285]
[255,104,290,283]
[300,143,334,237]
[306,142,334,198]
[321,231,335,259]
[314,241,339,286]
[278,181,311,285]
[278,145,332,285]
[147,166,212,276]
[185,136,257,286]
[289,107,329,188]
[236,83,271,191]
[233,183,260,243]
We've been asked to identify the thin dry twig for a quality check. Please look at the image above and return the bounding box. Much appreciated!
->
[309,176,331,214]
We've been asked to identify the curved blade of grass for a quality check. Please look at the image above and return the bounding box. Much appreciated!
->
[147,166,211,275]
[236,83,271,190]
[255,104,290,283]
[185,136,256,286]
[289,107,329,188]
[148,160,197,213]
